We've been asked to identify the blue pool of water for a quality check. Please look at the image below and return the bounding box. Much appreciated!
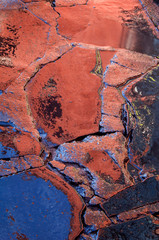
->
[0,172,72,240]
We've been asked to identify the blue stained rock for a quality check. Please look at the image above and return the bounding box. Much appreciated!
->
[0,172,72,240]
[0,142,19,159]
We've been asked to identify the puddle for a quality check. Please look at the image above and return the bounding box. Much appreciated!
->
[0,172,72,240]
[57,3,159,56]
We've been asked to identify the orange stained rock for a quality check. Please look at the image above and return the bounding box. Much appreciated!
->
[89,195,105,205]
[93,175,131,200]
[0,7,49,69]
[21,155,44,167]
[113,49,158,73]
[100,50,116,71]
[142,0,159,29]
[56,133,128,171]
[100,114,124,132]
[0,66,19,91]
[79,184,94,198]
[13,133,41,156]
[56,0,88,6]
[63,166,90,185]
[55,133,132,198]
[26,47,102,145]
[0,0,71,91]
[104,63,141,87]
[84,150,124,182]
[24,1,68,47]
[155,228,159,235]
[50,160,66,171]
[84,207,111,229]
[31,167,85,240]
[0,161,17,176]
[79,234,93,240]
[101,87,124,116]
[0,126,41,157]
[0,0,24,9]
[23,0,50,2]
[0,86,40,139]
[0,0,71,139]
[103,50,158,86]
[57,0,141,46]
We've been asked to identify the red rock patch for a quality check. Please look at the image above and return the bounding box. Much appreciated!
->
[26,47,102,145]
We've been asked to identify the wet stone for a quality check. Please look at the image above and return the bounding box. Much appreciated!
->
[102,176,159,217]
[124,66,159,176]
[98,216,159,240]
[0,172,72,240]
[57,0,159,55]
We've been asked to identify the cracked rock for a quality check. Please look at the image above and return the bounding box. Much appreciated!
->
[26,47,102,145]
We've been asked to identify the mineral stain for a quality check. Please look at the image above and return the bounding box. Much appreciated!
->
[37,96,62,128]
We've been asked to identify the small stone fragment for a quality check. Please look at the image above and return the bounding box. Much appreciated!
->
[49,160,66,171]
[84,208,111,230]
[75,184,94,199]
[63,166,90,185]
[89,196,105,205]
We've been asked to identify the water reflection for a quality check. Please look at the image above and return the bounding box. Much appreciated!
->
[120,27,159,56]
[57,2,159,56]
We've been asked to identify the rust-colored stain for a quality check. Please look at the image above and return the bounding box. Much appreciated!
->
[0,0,159,239]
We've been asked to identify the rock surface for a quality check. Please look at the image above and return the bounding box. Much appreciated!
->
[0,0,159,239]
